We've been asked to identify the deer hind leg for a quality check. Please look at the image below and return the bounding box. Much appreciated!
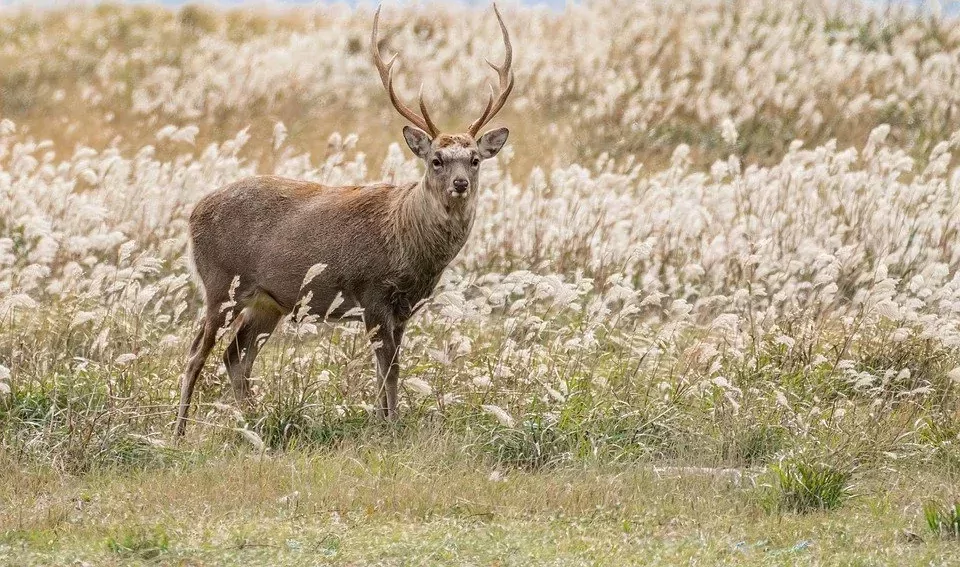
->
[223,295,283,404]
[176,270,248,438]
[175,301,230,437]
[187,325,204,360]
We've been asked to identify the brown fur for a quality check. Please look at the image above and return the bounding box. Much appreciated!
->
[434,134,474,149]
[175,168,485,436]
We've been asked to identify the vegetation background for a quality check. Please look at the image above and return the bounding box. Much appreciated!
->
[2,0,960,564]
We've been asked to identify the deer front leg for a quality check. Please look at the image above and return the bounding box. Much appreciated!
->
[366,314,404,421]
[384,322,406,419]
[374,328,400,421]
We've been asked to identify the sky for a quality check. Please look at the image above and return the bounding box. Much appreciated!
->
[1,0,948,14]
[127,0,956,15]
[0,0,574,9]
[153,0,573,8]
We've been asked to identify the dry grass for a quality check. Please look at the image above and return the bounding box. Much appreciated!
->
[3,0,960,564]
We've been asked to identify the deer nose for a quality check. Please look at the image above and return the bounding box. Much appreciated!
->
[452,178,469,194]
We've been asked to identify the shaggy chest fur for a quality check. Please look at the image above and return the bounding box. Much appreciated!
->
[384,183,476,319]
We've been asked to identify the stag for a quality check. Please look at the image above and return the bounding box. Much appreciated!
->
[175,4,514,436]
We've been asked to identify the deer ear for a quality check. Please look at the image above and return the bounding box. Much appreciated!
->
[403,126,432,159]
[477,127,509,159]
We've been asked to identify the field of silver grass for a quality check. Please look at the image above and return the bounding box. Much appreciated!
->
[0,0,959,528]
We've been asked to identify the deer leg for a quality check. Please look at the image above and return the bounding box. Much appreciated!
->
[366,314,400,420]
[175,303,229,437]
[187,325,204,359]
[223,306,281,404]
[386,322,406,419]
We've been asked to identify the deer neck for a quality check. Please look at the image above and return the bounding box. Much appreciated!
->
[389,179,476,276]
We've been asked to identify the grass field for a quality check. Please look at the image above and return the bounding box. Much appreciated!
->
[2,0,960,564]
[2,437,959,565]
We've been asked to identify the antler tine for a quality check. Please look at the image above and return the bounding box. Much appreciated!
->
[371,5,439,137]
[418,85,440,139]
[468,3,514,137]
[468,84,495,137]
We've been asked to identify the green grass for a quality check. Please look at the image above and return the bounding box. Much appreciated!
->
[1,439,959,566]
[924,500,960,540]
[764,458,854,513]
[105,525,171,561]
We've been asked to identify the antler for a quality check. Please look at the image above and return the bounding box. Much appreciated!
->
[371,5,440,137]
[467,3,514,137]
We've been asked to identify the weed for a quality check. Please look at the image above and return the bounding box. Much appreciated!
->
[105,525,171,560]
[923,500,960,539]
[475,416,574,471]
[763,458,853,513]
[723,425,787,466]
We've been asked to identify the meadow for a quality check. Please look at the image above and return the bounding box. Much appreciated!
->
[2,0,960,564]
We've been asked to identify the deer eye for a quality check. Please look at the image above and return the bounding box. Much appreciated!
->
[431,157,442,169]
[471,157,480,167]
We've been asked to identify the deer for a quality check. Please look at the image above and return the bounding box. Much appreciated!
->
[174,4,514,436]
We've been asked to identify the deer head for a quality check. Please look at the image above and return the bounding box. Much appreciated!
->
[372,3,513,201]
